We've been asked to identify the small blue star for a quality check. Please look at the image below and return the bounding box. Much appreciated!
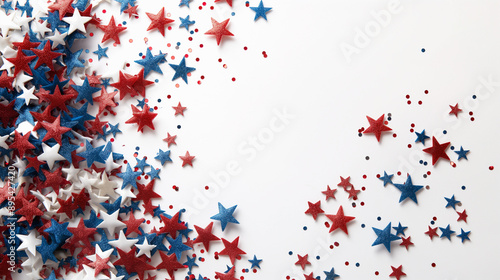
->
[72,77,101,105]
[379,171,393,187]
[444,195,460,210]
[58,137,79,162]
[84,210,103,228]
[250,0,272,21]
[183,255,199,274]
[77,140,106,167]
[454,146,469,160]
[393,175,423,204]
[146,166,161,180]
[134,157,150,172]
[155,149,172,165]
[372,222,401,252]
[249,255,262,269]
[93,44,109,60]
[179,15,195,30]
[179,0,193,7]
[135,48,166,77]
[169,57,196,84]
[136,98,146,108]
[108,123,122,137]
[166,235,192,261]
[415,129,430,145]
[1,1,14,13]
[210,202,239,231]
[439,224,455,240]
[456,228,470,243]
[392,222,408,236]
[101,78,111,88]
[117,163,142,189]
[324,267,340,280]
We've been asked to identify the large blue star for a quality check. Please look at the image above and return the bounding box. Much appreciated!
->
[179,15,195,30]
[444,195,460,210]
[210,202,239,231]
[72,77,101,105]
[439,224,455,240]
[250,0,272,21]
[379,171,393,187]
[169,57,196,84]
[393,175,423,204]
[415,129,430,145]
[37,237,59,263]
[135,48,166,77]
[324,267,340,280]
[117,163,142,189]
[454,146,469,160]
[372,222,401,252]
[77,140,106,167]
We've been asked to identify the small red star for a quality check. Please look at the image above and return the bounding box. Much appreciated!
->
[179,151,195,167]
[86,115,107,135]
[25,156,44,173]
[219,236,246,264]
[93,87,118,116]
[425,226,439,240]
[9,131,35,159]
[346,186,361,199]
[68,218,97,247]
[142,201,157,216]
[7,49,36,76]
[98,16,127,44]
[363,114,392,142]
[304,273,316,280]
[72,189,90,211]
[111,71,139,100]
[125,104,157,132]
[399,236,414,250]
[123,212,145,236]
[56,197,77,219]
[88,254,111,277]
[31,41,62,71]
[205,18,234,45]
[146,7,174,36]
[215,267,238,280]
[457,209,468,223]
[38,167,70,195]
[40,115,71,144]
[423,136,450,165]
[322,185,337,200]
[16,198,43,226]
[163,133,177,147]
[215,0,233,6]
[337,176,353,191]
[389,265,407,280]
[172,102,187,116]
[305,200,324,220]
[449,103,462,117]
[325,206,355,234]
[0,70,14,90]
[158,211,187,238]
[193,222,220,251]
[124,4,139,18]
[295,254,310,270]
[36,86,76,112]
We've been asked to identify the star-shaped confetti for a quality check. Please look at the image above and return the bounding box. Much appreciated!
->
[363,114,392,142]
[211,202,239,231]
[205,18,234,45]
[372,222,401,252]
[250,1,272,21]
[325,206,355,234]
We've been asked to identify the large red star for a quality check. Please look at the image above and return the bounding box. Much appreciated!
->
[219,236,246,264]
[425,226,439,240]
[38,167,70,195]
[363,114,392,142]
[12,33,40,50]
[98,16,127,44]
[423,136,450,165]
[37,86,76,112]
[68,218,96,247]
[193,222,220,251]
[295,254,310,270]
[205,18,234,45]
[0,100,18,127]
[158,211,187,238]
[215,0,233,6]
[40,115,71,144]
[179,151,195,167]
[0,71,14,91]
[31,41,62,71]
[337,176,353,191]
[449,103,462,117]
[125,104,157,132]
[457,209,468,223]
[9,131,35,159]
[155,251,185,279]
[399,236,414,250]
[56,197,77,219]
[114,248,156,280]
[389,265,407,280]
[88,254,111,277]
[322,185,337,200]
[6,49,36,76]
[305,201,324,220]
[49,0,75,19]
[325,206,355,234]
[146,7,174,37]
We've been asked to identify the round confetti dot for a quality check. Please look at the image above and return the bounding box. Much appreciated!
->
[421,48,425,52]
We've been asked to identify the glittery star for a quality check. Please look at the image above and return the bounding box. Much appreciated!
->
[125,104,157,132]
[425,226,439,240]
[346,186,360,199]
[439,224,455,240]
[31,41,62,71]
[179,0,193,7]
[393,175,423,204]
[414,129,430,145]
[372,222,401,252]
[113,248,155,280]
[172,102,187,116]
[17,198,43,226]
[117,163,141,189]
[93,44,109,60]
[9,131,35,158]
[146,7,174,36]
[170,57,195,83]
[134,180,161,204]
[163,132,177,147]
[158,211,187,238]
[363,114,392,142]
[211,202,239,231]
[0,71,15,91]
[123,3,138,18]
[78,140,106,167]
[389,265,406,280]
[115,0,135,13]
[68,218,97,247]
[49,0,75,19]
[457,209,468,223]
[134,48,166,77]
[305,200,324,220]
[457,228,470,243]
[324,268,340,280]
[321,185,337,200]
[379,171,393,186]
[219,236,246,264]
[166,235,191,260]
[392,223,408,236]
[111,70,138,99]
[304,273,315,280]
[64,48,85,75]
[205,18,234,45]
[250,1,272,21]
[98,16,127,44]
[0,100,18,127]
[454,146,469,160]
[399,236,414,250]
[449,103,462,117]
[423,136,450,165]
[179,151,195,167]
[154,149,172,165]
[193,222,220,251]
[444,195,460,210]
[179,15,195,30]
[325,205,355,234]
[337,176,353,190]
[156,250,185,279]
[93,86,118,115]
[6,48,36,76]
[295,254,310,270]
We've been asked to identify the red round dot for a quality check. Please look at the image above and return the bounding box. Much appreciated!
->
[375,271,379,276]
[431,263,436,267]
[345,261,349,266]
[425,90,429,94]
[469,111,473,115]
[232,77,236,82]
[418,100,422,105]
[411,123,415,127]
[205,186,209,190]
[408,144,412,148]
[489,166,494,170]
[407,100,411,105]
[470,117,475,121]
[406,94,410,99]
[393,133,397,138]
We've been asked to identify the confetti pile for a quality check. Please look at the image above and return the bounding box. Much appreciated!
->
[0,0,272,279]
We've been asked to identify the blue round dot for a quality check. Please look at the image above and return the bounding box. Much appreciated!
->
[288,251,293,255]
[85,49,89,53]
[17,269,22,273]
[231,12,235,16]
[157,99,161,103]
[377,216,381,221]
[361,224,365,228]
[472,95,477,99]
[122,21,127,25]
[430,220,435,225]
[450,146,455,150]
[356,263,360,267]
[443,130,447,134]
[177,125,181,129]
[387,117,392,121]
[303,226,307,231]
[316,256,320,260]
[424,161,428,166]
[419,160,423,164]
[421,48,426,52]
[139,52,143,56]
[190,30,194,34]
[177,42,181,46]
[135,146,140,151]
[462,186,466,190]
[155,79,159,83]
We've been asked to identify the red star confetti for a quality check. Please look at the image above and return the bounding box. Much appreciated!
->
[305,200,324,220]
[363,114,392,142]
[172,102,187,116]
[449,103,462,117]
[146,7,174,36]
[125,104,157,132]
[295,254,311,270]
[423,136,450,165]
[325,206,355,234]
[389,265,407,280]
[98,16,127,44]
[205,18,234,45]
[179,151,195,167]
[219,236,246,264]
